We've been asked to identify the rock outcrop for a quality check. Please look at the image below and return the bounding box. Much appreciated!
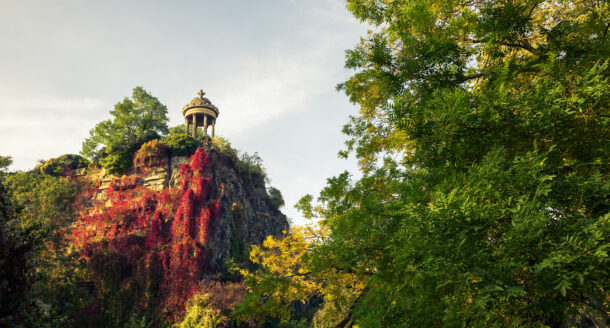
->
[84,146,289,272]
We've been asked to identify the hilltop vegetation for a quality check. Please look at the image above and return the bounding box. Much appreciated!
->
[81,86,169,174]
[0,85,289,327]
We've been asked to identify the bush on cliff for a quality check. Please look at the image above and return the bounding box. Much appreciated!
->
[36,154,89,176]
[267,186,284,210]
[162,134,199,157]
[133,139,168,171]
[212,136,268,185]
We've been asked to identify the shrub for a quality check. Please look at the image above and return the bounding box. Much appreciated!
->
[162,134,199,157]
[212,137,268,185]
[211,136,234,156]
[99,150,132,175]
[37,154,89,176]
[267,187,285,210]
[133,139,168,171]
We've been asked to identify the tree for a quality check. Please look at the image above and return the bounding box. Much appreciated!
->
[81,86,169,174]
[167,124,187,137]
[298,1,609,327]
[4,171,87,326]
[235,227,322,324]
[0,176,30,326]
[235,225,364,327]
[0,155,12,176]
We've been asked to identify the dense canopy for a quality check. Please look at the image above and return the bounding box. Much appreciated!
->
[291,0,610,326]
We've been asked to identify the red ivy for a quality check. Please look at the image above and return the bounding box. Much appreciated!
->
[72,148,221,319]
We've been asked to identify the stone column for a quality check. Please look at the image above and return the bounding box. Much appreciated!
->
[203,115,208,136]
[211,121,215,138]
[192,114,197,139]
[184,118,188,135]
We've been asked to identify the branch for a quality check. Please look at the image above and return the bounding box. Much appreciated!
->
[569,291,610,320]
[334,313,353,328]
[498,41,538,55]
[466,38,538,55]
[463,72,484,81]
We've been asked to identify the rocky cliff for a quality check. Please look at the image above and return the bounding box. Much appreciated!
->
[82,145,289,272]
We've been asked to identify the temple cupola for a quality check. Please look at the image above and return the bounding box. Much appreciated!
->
[183,90,219,138]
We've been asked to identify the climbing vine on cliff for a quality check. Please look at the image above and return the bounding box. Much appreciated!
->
[72,148,221,324]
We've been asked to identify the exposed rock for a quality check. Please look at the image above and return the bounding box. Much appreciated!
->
[206,149,289,270]
[169,155,190,187]
[85,147,289,272]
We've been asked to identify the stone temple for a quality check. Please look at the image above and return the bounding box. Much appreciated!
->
[183,90,219,139]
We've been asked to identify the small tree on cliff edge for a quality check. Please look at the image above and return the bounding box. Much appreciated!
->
[81,86,169,174]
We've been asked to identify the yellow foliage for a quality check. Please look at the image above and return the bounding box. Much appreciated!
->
[179,292,225,328]
[242,226,322,305]
[133,139,167,170]
[240,224,365,325]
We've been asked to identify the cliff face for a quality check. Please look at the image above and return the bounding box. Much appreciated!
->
[85,147,289,272]
[206,150,289,268]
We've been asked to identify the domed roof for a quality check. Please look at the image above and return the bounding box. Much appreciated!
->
[182,90,219,116]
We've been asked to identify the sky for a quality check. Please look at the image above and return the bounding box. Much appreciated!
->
[0,0,368,225]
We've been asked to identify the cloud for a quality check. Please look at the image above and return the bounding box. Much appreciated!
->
[0,96,105,125]
[213,47,328,137]
[0,96,106,170]
[209,0,365,138]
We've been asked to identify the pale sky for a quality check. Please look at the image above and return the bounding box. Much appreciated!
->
[0,0,367,224]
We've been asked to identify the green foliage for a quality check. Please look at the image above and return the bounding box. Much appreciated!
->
[294,194,315,220]
[235,228,321,324]
[0,177,30,326]
[211,136,233,153]
[235,225,363,326]
[122,314,152,328]
[6,172,79,246]
[81,86,169,174]
[229,208,248,264]
[180,294,224,328]
[36,154,89,176]
[3,170,88,326]
[293,1,610,327]
[237,152,267,182]
[0,155,12,175]
[162,134,199,157]
[267,186,285,210]
[99,150,133,175]
[167,124,208,141]
[167,124,187,137]
[221,258,242,283]
[213,136,269,185]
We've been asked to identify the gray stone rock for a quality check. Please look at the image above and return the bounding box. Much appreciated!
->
[206,149,289,270]
[86,148,289,272]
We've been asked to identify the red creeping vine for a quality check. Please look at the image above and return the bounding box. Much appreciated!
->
[72,148,221,318]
